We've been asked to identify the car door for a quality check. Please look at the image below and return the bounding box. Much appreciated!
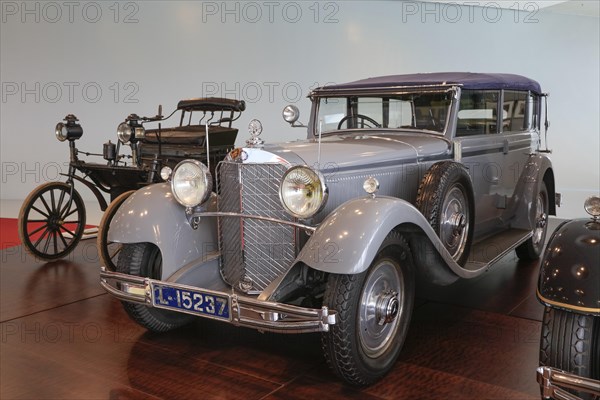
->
[498,90,540,219]
[454,89,507,241]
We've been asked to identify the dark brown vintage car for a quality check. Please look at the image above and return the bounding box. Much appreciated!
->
[18,97,245,271]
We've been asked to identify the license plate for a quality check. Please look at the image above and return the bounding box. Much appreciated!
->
[152,283,230,321]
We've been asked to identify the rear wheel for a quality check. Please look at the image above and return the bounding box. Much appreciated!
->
[539,307,600,400]
[117,243,194,332]
[321,232,414,386]
[18,182,86,261]
[516,182,549,261]
[97,190,135,271]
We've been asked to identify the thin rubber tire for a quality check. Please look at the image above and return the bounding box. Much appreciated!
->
[18,182,86,261]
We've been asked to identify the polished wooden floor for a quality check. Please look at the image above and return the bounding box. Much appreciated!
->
[0,223,557,399]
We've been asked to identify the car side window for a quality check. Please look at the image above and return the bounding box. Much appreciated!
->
[503,90,530,133]
[456,90,499,136]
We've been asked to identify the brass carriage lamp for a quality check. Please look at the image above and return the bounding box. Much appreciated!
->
[117,113,146,144]
[55,114,83,142]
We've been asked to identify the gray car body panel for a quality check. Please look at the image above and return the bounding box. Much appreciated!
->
[107,75,554,290]
[293,195,466,277]
[107,135,552,286]
[107,183,218,281]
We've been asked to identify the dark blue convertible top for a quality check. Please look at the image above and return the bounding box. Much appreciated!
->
[314,72,541,94]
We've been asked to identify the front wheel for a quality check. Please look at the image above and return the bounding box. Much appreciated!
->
[18,182,86,261]
[97,190,135,271]
[539,307,600,400]
[321,232,414,386]
[117,243,194,332]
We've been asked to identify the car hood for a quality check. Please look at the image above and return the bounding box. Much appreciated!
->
[270,132,451,171]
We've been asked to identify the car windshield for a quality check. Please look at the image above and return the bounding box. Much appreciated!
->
[315,91,452,134]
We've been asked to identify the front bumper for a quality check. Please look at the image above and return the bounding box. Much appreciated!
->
[100,269,337,334]
[537,366,600,400]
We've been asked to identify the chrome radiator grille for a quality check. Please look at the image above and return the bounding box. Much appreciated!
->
[217,162,295,292]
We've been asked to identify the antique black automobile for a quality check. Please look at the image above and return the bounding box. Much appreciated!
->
[18,97,245,269]
[537,196,600,400]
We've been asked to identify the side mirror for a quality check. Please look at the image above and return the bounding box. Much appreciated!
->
[282,105,306,127]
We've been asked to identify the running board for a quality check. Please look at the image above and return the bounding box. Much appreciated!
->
[463,228,532,272]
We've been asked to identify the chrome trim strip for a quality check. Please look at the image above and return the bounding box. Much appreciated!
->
[311,84,459,97]
[99,270,148,304]
[537,366,600,400]
[100,270,336,334]
[192,211,317,232]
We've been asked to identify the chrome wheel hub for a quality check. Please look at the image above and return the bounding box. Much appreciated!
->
[533,194,548,245]
[359,260,404,358]
[440,185,469,261]
[375,290,399,326]
[449,213,466,235]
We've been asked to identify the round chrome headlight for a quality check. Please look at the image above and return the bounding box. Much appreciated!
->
[584,196,600,218]
[117,122,132,144]
[55,122,68,142]
[171,160,212,208]
[279,166,328,219]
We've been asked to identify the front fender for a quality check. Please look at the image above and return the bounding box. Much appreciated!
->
[509,153,555,230]
[295,196,472,283]
[108,183,218,280]
[537,218,600,316]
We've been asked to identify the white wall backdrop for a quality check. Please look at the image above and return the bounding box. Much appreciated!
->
[1,1,598,217]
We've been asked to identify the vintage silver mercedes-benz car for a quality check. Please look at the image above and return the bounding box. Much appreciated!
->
[101,72,558,385]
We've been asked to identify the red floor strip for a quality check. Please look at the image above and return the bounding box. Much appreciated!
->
[0,218,95,251]
[0,219,21,250]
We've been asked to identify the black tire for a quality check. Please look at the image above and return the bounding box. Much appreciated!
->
[97,190,135,271]
[117,243,194,332]
[18,182,86,261]
[321,232,415,386]
[416,161,474,266]
[516,181,549,261]
[539,307,600,400]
